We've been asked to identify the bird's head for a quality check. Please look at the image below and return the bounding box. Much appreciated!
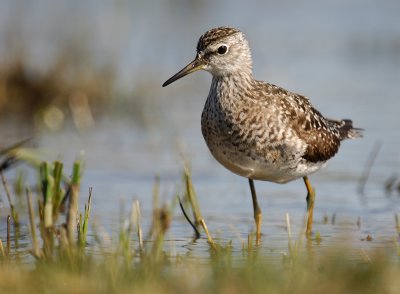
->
[162,27,253,87]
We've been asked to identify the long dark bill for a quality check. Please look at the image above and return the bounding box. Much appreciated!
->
[162,58,205,87]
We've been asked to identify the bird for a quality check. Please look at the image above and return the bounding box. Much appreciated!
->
[162,27,362,239]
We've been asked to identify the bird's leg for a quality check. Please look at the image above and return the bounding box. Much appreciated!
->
[248,179,262,240]
[303,176,316,235]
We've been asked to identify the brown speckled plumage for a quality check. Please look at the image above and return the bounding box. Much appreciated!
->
[192,27,362,183]
[197,27,240,52]
[163,27,362,236]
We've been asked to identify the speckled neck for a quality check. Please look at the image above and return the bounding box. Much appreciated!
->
[210,71,255,106]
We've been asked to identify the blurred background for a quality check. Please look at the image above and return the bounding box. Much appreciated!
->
[1,0,400,251]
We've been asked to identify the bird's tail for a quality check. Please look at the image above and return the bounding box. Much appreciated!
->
[329,119,363,140]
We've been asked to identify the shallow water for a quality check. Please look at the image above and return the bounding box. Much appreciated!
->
[1,0,400,261]
[1,115,399,262]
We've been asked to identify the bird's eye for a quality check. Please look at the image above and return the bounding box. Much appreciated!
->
[217,45,228,55]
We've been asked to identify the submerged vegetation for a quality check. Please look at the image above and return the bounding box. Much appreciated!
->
[0,141,399,294]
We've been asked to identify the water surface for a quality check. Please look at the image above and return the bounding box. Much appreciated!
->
[1,0,400,261]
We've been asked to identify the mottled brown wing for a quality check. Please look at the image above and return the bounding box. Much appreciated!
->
[282,92,342,163]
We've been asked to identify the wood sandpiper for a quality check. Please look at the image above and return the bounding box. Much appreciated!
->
[163,27,362,239]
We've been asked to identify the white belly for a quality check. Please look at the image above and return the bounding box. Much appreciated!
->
[209,146,326,184]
